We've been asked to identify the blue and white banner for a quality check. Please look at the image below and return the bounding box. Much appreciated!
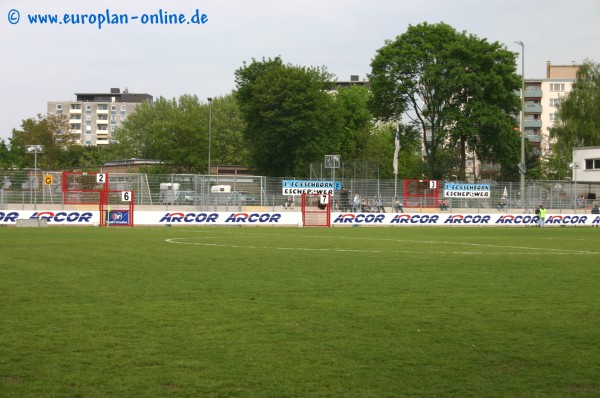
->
[2,210,599,227]
[444,183,491,198]
[282,180,341,195]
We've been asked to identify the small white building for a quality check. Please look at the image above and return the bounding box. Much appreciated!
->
[572,147,600,184]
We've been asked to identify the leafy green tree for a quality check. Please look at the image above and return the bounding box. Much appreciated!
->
[0,139,13,169]
[496,140,538,181]
[235,59,343,176]
[58,145,120,170]
[369,22,521,179]
[113,98,177,161]
[360,123,424,180]
[114,95,207,172]
[10,113,77,169]
[210,94,250,166]
[115,93,247,173]
[334,85,374,161]
[549,60,600,173]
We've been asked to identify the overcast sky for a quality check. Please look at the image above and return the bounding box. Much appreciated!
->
[1,0,598,141]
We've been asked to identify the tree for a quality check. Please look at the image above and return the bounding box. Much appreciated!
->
[114,95,208,173]
[113,98,177,161]
[369,22,521,179]
[114,95,206,172]
[115,93,247,173]
[334,85,374,161]
[549,60,600,172]
[210,94,250,166]
[0,139,13,169]
[235,59,343,176]
[10,113,77,169]
[362,122,425,180]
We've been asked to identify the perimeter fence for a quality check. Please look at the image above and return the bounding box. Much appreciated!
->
[1,170,599,213]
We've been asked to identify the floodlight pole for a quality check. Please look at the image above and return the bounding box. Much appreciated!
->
[515,41,526,207]
[207,97,213,176]
[569,161,580,213]
[26,145,44,210]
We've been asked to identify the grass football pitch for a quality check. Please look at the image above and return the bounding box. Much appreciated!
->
[1,226,599,397]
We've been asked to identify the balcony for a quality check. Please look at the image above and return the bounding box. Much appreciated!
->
[525,104,543,113]
[524,120,542,129]
[525,134,541,143]
[524,89,542,98]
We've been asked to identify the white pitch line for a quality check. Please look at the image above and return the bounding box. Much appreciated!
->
[165,229,600,255]
[165,237,599,255]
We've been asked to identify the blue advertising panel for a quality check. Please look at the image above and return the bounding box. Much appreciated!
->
[282,180,341,195]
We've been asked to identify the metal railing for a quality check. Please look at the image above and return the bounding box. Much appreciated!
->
[1,170,598,213]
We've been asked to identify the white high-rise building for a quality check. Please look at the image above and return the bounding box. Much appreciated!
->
[524,61,578,157]
[47,88,153,146]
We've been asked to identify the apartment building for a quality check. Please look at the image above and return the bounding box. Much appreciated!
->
[47,88,153,146]
[523,61,578,157]
[472,62,579,180]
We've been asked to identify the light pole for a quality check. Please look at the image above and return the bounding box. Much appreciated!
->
[207,97,213,176]
[515,41,526,208]
[26,145,44,210]
[569,161,580,213]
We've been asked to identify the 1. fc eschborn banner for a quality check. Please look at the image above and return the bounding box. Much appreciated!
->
[282,180,341,195]
[444,183,491,198]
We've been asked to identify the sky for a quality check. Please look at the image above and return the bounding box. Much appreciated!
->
[1,0,599,142]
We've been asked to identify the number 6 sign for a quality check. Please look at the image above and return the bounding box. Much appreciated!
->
[121,191,132,202]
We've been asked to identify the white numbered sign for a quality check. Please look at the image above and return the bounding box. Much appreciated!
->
[96,173,107,183]
[121,191,132,202]
[429,180,437,189]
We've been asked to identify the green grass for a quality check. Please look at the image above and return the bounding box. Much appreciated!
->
[1,226,599,397]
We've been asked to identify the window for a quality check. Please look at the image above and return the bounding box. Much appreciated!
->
[550,83,565,92]
[86,105,92,114]
[56,104,62,114]
[550,98,562,107]
[585,159,600,170]
[549,113,559,121]
[70,104,81,110]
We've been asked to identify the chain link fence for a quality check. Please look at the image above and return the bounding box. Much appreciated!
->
[1,169,599,213]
